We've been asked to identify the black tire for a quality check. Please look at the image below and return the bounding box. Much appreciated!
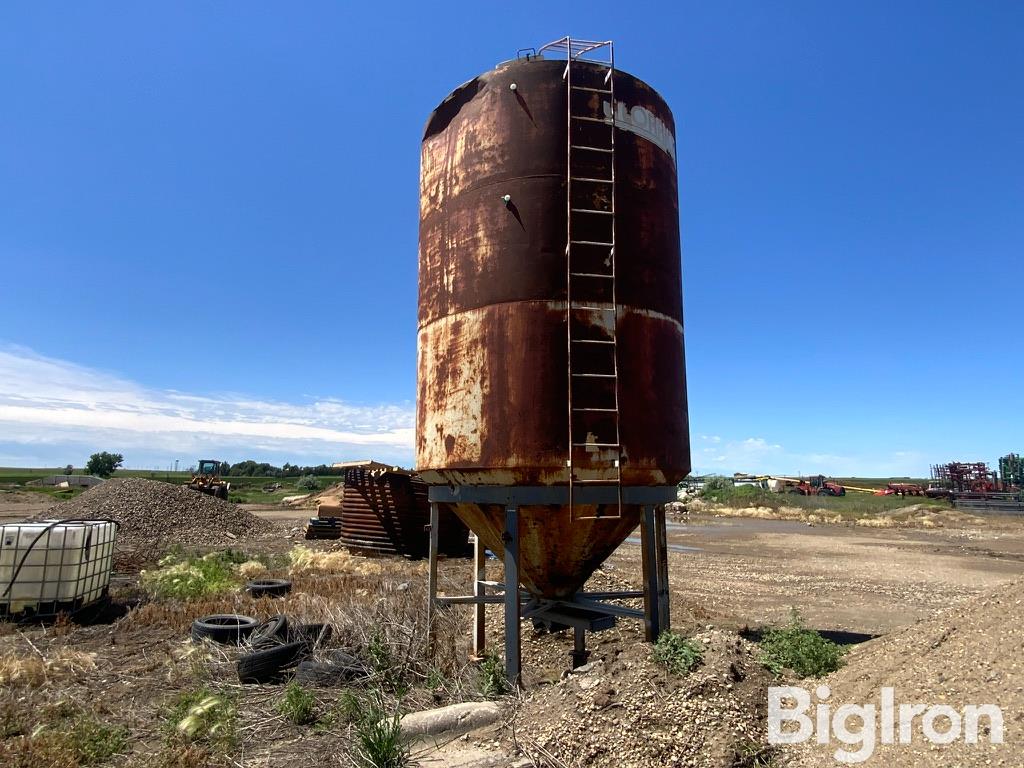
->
[217,485,229,500]
[289,623,332,647]
[294,656,363,687]
[249,614,290,649]
[191,614,259,645]
[817,489,832,497]
[237,641,311,684]
[246,579,292,598]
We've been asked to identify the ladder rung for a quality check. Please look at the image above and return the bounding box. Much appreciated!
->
[569,240,613,246]
[571,86,612,94]
[569,176,613,183]
[572,479,621,484]
[572,407,619,412]
[571,144,614,153]
[570,115,609,123]
[573,442,620,447]
[571,304,616,311]
[570,207,613,214]
[570,271,613,279]
[571,338,616,344]
[571,373,616,378]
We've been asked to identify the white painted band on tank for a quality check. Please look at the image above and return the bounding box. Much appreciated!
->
[602,101,676,165]
[418,300,684,334]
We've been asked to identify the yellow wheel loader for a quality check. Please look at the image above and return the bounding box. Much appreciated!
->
[187,459,231,500]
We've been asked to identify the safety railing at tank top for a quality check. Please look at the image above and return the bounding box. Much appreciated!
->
[536,36,614,64]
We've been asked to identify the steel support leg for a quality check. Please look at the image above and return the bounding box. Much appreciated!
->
[571,625,589,669]
[472,533,486,658]
[426,502,440,655]
[655,504,671,635]
[640,504,660,642]
[503,503,521,687]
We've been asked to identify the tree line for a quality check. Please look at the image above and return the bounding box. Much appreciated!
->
[221,461,341,478]
[83,452,343,479]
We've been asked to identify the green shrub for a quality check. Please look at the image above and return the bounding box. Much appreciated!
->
[296,474,321,491]
[278,683,316,726]
[700,475,735,502]
[479,653,509,698]
[653,631,703,675]
[760,609,845,678]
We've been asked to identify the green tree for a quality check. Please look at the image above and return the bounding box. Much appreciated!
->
[85,452,124,478]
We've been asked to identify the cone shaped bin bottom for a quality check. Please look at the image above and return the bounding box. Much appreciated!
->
[446,503,640,599]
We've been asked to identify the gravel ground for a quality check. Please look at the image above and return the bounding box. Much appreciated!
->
[41,478,282,550]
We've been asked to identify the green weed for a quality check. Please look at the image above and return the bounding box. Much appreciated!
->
[653,631,704,675]
[733,739,781,767]
[311,689,364,734]
[760,609,845,678]
[0,713,128,766]
[479,653,509,698]
[165,688,237,750]
[352,695,409,768]
[141,551,245,600]
[425,666,446,691]
[278,683,316,726]
[339,689,366,723]
[70,717,130,765]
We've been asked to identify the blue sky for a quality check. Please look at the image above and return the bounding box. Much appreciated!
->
[1,2,1021,476]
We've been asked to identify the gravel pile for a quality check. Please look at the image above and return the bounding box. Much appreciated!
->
[508,628,772,767]
[43,478,281,549]
[791,579,1023,767]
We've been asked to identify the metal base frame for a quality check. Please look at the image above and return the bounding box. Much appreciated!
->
[425,485,674,686]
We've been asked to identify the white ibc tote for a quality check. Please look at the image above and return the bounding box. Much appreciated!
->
[0,520,118,616]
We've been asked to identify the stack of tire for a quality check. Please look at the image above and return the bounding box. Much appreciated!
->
[191,608,365,685]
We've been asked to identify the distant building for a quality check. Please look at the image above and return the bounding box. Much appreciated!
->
[28,475,105,489]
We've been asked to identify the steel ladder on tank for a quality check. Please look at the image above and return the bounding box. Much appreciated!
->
[539,36,622,520]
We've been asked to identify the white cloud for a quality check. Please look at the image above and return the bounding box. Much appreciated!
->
[690,433,925,477]
[0,345,415,467]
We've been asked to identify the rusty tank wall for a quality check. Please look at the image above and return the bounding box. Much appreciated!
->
[416,56,689,598]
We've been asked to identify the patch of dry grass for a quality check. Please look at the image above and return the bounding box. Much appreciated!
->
[236,560,267,579]
[855,516,897,528]
[287,545,383,576]
[0,648,97,688]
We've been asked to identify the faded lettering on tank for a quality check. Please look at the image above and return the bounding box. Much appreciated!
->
[603,101,676,165]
